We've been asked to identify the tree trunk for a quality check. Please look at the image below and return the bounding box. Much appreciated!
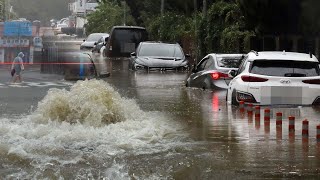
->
[202,0,207,16]
[124,0,144,26]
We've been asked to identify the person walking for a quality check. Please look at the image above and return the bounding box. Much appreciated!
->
[11,52,25,83]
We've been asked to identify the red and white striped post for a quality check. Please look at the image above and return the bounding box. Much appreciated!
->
[264,108,271,133]
[247,103,253,117]
[317,125,320,143]
[255,106,260,121]
[254,106,260,128]
[276,112,282,127]
[264,109,270,123]
[302,119,309,141]
[239,101,245,112]
[289,116,295,133]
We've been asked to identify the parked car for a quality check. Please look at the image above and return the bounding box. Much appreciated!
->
[186,54,244,90]
[227,51,320,106]
[61,52,97,80]
[105,26,148,58]
[128,42,190,71]
[80,33,109,51]
[92,34,109,53]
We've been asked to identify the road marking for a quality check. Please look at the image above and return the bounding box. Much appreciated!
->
[1,81,75,88]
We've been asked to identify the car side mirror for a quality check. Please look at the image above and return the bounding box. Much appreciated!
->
[94,42,97,45]
[83,39,85,42]
[185,54,191,58]
[130,52,136,57]
[228,69,237,77]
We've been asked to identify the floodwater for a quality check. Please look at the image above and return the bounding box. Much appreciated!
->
[1,58,320,179]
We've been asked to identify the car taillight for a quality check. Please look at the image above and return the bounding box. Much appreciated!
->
[210,72,229,80]
[241,75,268,82]
[303,79,320,84]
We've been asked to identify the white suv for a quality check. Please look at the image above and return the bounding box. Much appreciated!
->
[227,51,320,106]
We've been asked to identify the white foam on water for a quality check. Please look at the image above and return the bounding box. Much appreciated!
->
[0,79,187,178]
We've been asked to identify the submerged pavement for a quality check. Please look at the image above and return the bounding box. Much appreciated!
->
[1,60,320,179]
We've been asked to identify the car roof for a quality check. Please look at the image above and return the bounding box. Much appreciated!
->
[89,33,109,36]
[140,41,179,46]
[207,53,245,58]
[111,26,146,30]
[247,51,318,62]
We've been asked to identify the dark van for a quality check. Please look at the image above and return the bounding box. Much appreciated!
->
[105,26,148,58]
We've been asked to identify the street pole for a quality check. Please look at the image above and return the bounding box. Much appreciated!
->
[194,0,198,64]
[123,1,126,26]
[161,0,164,16]
[83,0,87,37]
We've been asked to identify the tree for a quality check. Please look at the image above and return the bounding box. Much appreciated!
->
[239,0,301,35]
[86,0,135,34]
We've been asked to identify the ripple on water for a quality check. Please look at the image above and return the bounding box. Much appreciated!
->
[0,79,188,178]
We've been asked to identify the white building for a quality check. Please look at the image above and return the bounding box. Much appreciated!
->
[68,0,99,29]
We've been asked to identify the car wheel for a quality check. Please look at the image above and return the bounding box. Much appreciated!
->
[231,89,239,106]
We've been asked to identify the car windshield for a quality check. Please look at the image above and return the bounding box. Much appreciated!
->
[250,60,320,77]
[217,56,243,68]
[138,44,184,58]
[86,34,103,42]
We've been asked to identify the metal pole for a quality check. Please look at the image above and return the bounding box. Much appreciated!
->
[123,1,126,26]
[161,0,164,16]
[83,0,87,36]
[194,0,198,64]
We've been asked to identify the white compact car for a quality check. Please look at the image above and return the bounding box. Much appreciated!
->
[227,51,320,106]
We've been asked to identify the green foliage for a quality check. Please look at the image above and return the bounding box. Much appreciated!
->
[86,1,135,34]
[300,0,320,35]
[238,0,301,35]
[147,12,194,42]
[199,1,254,54]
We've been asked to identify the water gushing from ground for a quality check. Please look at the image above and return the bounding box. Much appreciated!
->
[0,80,187,179]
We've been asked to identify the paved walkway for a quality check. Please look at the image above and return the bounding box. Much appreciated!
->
[0,64,65,83]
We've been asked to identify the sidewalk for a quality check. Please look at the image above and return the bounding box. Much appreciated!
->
[0,64,64,83]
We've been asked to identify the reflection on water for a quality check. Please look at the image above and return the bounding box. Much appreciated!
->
[2,63,320,178]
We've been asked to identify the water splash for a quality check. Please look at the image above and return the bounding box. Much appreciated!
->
[33,79,141,127]
[0,79,188,178]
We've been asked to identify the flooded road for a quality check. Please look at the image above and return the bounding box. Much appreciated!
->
[1,59,320,179]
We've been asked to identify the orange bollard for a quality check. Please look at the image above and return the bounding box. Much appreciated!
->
[276,112,282,127]
[239,101,245,112]
[264,108,271,125]
[276,112,282,140]
[247,103,253,116]
[255,106,260,120]
[264,109,270,121]
[289,116,295,133]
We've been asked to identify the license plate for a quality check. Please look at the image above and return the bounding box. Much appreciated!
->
[122,43,135,53]
[261,86,303,105]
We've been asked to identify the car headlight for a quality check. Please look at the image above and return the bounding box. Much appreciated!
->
[134,63,147,70]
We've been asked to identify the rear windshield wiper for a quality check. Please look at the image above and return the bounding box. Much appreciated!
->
[284,73,306,77]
